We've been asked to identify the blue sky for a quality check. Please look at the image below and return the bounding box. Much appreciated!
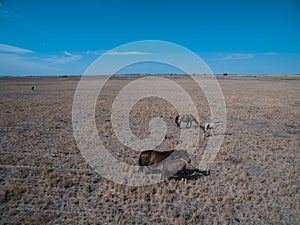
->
[0,0,300,75]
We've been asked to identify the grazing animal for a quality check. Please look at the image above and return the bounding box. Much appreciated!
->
[31,86,35,91]
[175,114,199,128]
[204,121,223,136]
[138,150,191,180]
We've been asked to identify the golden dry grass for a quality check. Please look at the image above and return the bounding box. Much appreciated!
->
[0,75,299,224]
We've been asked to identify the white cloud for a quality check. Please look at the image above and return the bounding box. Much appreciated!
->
[0,9,21,18]
[263,52,278,56]
[64,51,73,56]
[47,54,82,64]
[85,50,151,56]
[0,53,58,76]
[85,50,106,55]
[224,53,255,60]
[0,44,33,54]
[0,47,85,75]
[107,51,151,55]
[0,1,21,18]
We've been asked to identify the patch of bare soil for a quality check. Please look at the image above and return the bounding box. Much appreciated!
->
[0,75,299,224]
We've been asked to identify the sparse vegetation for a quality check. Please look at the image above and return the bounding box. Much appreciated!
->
[0,76,299,224]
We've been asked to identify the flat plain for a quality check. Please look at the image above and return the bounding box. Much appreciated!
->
[0,75,299,224]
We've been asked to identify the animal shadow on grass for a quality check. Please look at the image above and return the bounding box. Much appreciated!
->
[168,169,210,181]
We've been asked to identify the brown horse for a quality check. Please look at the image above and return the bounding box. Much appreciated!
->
[138,150,191,180]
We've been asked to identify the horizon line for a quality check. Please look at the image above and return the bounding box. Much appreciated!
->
[1,73,300,78]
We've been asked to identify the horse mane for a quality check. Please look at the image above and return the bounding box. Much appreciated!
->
[166,150,175,157]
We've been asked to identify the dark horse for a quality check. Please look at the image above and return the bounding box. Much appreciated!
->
[138,150,191,180]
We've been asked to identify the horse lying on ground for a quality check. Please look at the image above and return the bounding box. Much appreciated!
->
[138,150,191,181]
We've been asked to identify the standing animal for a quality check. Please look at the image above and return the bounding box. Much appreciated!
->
[138,150,191,180]
[175,114,199,128]
[204,121,223,136]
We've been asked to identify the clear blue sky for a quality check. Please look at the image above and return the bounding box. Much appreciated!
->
[1,0,300,75]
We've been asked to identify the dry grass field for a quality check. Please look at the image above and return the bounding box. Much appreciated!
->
[0,75,299,224]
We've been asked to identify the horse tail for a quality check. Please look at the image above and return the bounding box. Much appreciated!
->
[138,153,143,166]
[192,116,200,126]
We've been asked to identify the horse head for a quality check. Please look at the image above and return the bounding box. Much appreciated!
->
[174,150,191,163]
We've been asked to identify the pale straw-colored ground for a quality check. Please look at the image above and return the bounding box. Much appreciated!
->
[0,75,299,224]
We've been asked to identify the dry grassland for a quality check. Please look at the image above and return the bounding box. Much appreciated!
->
[0,75,299,224]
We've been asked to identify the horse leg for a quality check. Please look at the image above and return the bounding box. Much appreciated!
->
[161,164,166,181]
[138,166,143,174]
[181,171,187,184]
[178,168,187,183]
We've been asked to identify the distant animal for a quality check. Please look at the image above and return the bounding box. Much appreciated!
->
[203,121,223,136]
[175,114,199,128]
[31,86,35,91]
[138,150,191,180]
